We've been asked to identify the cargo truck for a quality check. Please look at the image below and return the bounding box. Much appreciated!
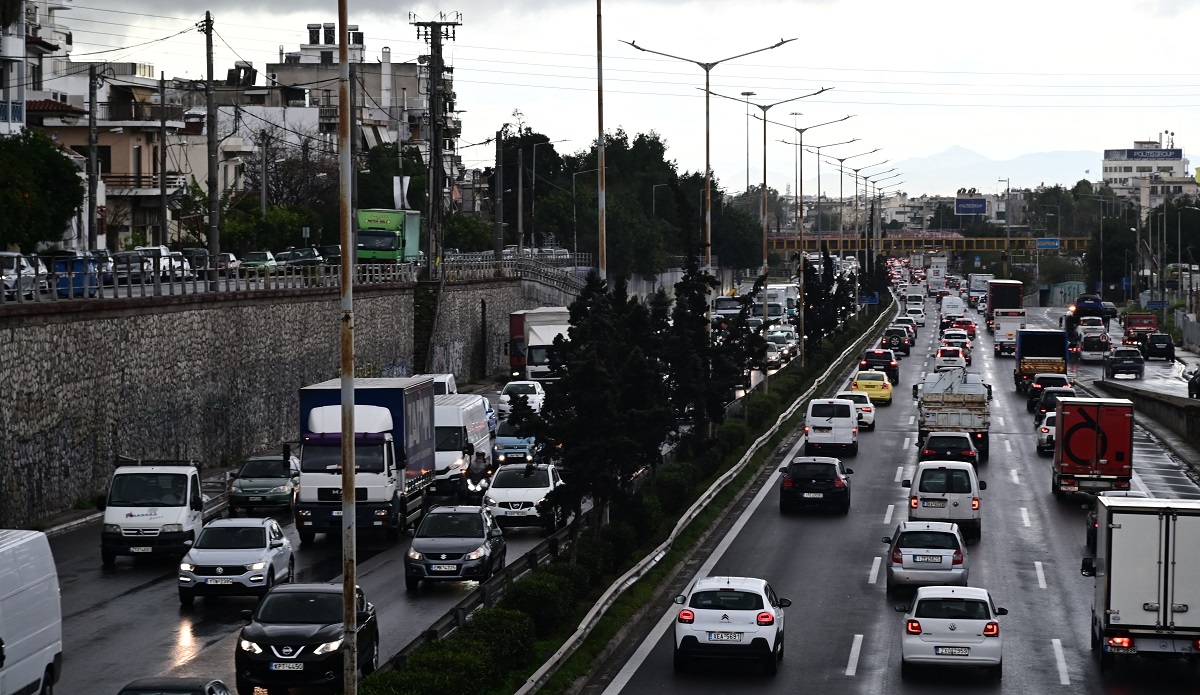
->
[912,367,993,461]
[967,273,994,308]
[295,377,435,544]
[1120,311,1159,347]
[993,309,1026,356]
[1014,329,1070,393]
[508,307,571,382]
[1080,497,1200,671]
[927,256,948,295]
[1050,397,1134,497]
[985,279,1024,334]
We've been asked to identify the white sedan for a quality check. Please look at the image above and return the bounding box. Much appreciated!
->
[836,390,875,431]
[496,380,546,417]
[899,586,1006,682]
[905,307,927,326]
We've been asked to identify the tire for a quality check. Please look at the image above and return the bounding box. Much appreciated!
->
[762,649,778,676]
[868,421,876,431]
[1099,649,1115,672]
[1051,477,1064,500]
[990,663,1002,683]
[38,666,54,695]
[101,549,116,567]
[236,679,253,695]
[386,524,401,542]
[840,499,850,515]
[406,576,421,592]
[900,660,915,681]
[298,531,315,545]
[803,444,813,456]
[1026,401,1034,413]
[228,506,238,517]
[262,571,274,595]
[849,442,859,457]
[361,637,379,676]
[673,647,688,673]
[178,590,195,607]
[779,501,790,514]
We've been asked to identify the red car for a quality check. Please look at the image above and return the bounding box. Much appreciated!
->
[951,318,976,339]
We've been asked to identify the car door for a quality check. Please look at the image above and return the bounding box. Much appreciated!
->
[189,473,203,532]
[914,468,952,520]
[269,522,288,580]
[766,584,785,638]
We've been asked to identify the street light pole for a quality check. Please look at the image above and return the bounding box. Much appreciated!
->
[998,178,1011,279]
[621,38,797,274]
[652,183,669,216]
[742,91,755,192]
[573,167,601,258]
[828,148,880,258]
[531,139,567,249]
[806,138,858,236]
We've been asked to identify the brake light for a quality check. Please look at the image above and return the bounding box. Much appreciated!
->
[678,609,694,624]
[860,360,868,367]
[892,546,903,564]
[1115,479,1131,489]
[833,477,846,489]
[971,497,980,510]
[922,449,936,456]
[983,621,1000,637]
[851,381,858,389]
[782,475,793,488]
[1108,636,1131,648]
[862,406,873,412]
[804,426,810,433]
[1040,427,1050,434]
[952,549,964,566]
[910,496,918,509]
[890,361,898,367]
[882,382,890,390]
[852,427,858,434]
[962,450,975,457]
[757,611,775,626]
[906,619,922,635]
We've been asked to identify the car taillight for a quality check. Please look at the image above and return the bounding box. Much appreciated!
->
[851,427,858,434]
[678,609,695,624]
[1115,479,1131,489]
[1093,520,1099,529]
[804,426,810,433]
[984,621,1000,637]
[782,475,793,488]
[922,449,936,456]
[1108,636,1131,648]
[757,611,774,626]
[863,406,872,412]
[1040,427,1050,434]
[882,382,890,390]
[971,497,980,510]
[851,381,858,388]
[906,619,922,635]
[892,546,903,564]
[962,450,975,457]
[833,478,846,489]
[952,549,964,565]
[910,496,918,509]
[890,361,898,367]
[860,360,868,367]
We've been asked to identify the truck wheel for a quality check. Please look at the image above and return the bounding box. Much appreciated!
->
[101,549,116,567]
[1051,478,1063,500]
[298,531,315,545]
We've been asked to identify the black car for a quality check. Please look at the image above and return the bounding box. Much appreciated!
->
[1026,373,1072,411]
[778,456,852,514]
[1034,387,1076,426]
[881,327,912,355]
[1104,347,1145,378]
[859,349,900,384]
[1141,332,1175,361]
[404,505,507,591]
[1072,293,1105,316]
[1190,370,1200,398]
[235,583,379,695]
[917,432,979,466]
[118,677,231,695]
[1101,301,1119,320]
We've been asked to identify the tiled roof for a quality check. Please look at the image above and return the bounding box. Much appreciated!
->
[25,99,89,115]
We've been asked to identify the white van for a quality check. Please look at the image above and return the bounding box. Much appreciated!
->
[412,373,458,395]
[97,460,216,566]
[903,461,986,541]
[905,293,924,309]
[940,295,965,324]
[0,531,62,695]
[803,398,859,457]
[433,394,492,496]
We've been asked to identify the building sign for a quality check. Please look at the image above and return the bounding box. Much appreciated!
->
[955,197,987,215]
[1104,148,1183,160]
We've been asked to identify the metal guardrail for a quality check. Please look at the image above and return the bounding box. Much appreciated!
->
[512,296,897,694]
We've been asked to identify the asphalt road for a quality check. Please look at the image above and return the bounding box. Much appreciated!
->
[597,298,1200,695]
[53,495,549,693]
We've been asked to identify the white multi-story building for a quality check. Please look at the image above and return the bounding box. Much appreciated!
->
[1102,140,1195,217]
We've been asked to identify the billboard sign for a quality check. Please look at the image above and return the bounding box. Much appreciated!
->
[1104,148,1183,160]
[955,197,987,215]
[1036,238,1060,250]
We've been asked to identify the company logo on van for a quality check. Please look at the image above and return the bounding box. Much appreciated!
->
[125,510,161,519]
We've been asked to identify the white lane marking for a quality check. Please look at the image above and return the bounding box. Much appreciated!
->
[1004,440,1013,453]
[884,504,895,525]
[600,431,807,694]
[997,416,1006,427]
[923,361,929,368]
[908,415,915,426]
[868,557,881,585]
[902,437,911,449]
[1021,507,1031,527]
[1010,469,1021,485]
[845,634,864,676]
[894,466,904,483]
[1052,638,1070,684]
[1035,561,1047,589]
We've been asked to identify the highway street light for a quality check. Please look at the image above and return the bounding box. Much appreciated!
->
[805,139,858,233]
[652,183,669,216]
[741,91,756,192]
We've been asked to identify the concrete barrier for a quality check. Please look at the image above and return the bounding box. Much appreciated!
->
[1090,379,1200,450]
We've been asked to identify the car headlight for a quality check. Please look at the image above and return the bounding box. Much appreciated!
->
[464,544,487,561]
[313,638,343,655]
[267,485,288,493]
[180,562,196,572]
[484,496,498,507]
[161,524,183,533]
[406,548,423,561]
[104,524,121,533]
[229,480,242,491]
[496,453,506,461]
[246,561,267,571]
[239,639,263,654]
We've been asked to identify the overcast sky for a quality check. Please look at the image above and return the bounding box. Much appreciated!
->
[70,0,1200,196]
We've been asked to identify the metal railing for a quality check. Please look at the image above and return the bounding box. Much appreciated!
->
[101,173,189,191]
[95,102,184,122]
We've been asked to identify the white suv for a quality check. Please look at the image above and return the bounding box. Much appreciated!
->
[673,576,790,675]
[484,463,564,534]
[899,586,1006,682]
[177,518,293,606]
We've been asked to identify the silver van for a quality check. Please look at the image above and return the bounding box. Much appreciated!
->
[902,461,987,541]
[803,399,859,456]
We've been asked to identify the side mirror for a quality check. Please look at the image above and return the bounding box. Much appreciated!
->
[270,540,284,548]
[291,470,300,478]
[228,473,239,480]
[778,466,788,473]
[844,468,854,475]
[778,598,792,608]
[894,604,909,613]
[882,536,892,544]
[489,527,503,538]
[1081,558,1096,577]
[95,494,108,511]
[995,607,1009,616]
[191,496,203,512]
[241,609,254,623]
[356,610,371,624]
[184,539,194,547]
[673,595,686,605]
[979,481,987,490]
[901,479,912,488]
[463,443,476,457]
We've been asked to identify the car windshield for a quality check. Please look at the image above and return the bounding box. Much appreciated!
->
[356,231,398,250]
[915,598,990,620]
[897,531,958,550]
[435,426,465,452]
[108,473,188,507]
[1113,350,1140,358]
[256,592,343,624]
[239,459,290,478]
[1082,336,1108,350]
[300,442,385,473]
[788,463,837,479]
[496,421,528,438]
[688,590,764,611]
[417,512,484,538]
[195,526,266,549]
[918,469,973,494]
[504,383,538,396]
[245,252,270,261]
[491,467,550,488]
[810,403,851,418]
[712,298,741,312]
[926,436,968,449]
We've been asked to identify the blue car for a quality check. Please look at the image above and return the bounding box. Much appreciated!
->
[493,420,537,464]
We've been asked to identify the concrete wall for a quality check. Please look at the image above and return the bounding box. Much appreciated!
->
[1091,379,1200,449]
[427,279,537,379]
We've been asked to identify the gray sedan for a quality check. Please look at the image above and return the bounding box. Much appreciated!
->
[883,521,969,595]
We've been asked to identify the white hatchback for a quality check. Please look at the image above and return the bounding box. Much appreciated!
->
[899,586,1006,682]
[1036,411,1057,456]
[933,347,967,371]
[496,380,546,417]
[673,576,790,675]
[906,306,927,327]
[836,391,875,431]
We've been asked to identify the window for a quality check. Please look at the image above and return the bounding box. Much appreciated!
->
[915,598,990,620]
[689,590,764,611]
[1123,167,1133,173]
[195,525,266,549]
[787,463,837,479]
[1175,186,1183,194]
[896,531,959,550]
[810,403,852,418]
[1151,186,1158,195]
[1159,166,1173,173]
[1136,166,1152,173]
[435,426,466,452]
[492,468,550,488]
[320,50,333,65]
[918,468,973,494]
[926,434,969,449]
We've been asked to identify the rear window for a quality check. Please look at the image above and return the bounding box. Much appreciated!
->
[915,598,990,620]
[918,468,973,494]
[810,403,852,419]
[787,463,838,479]
[856,372,885,381]
[1082,335,1108,350]
[840,393,869,404]
[1044,413,1057,427]
[1038,376,1070,387]
[689,590,764,611]
[925,435,969,449]
[937,348,963,358]
[896,531,959,550]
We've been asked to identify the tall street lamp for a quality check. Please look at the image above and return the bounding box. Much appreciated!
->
[806,139,858,234]
[828,148,880,255]
[652,183,669,216]
[531,139,568,249]
[998,178,1011,279]
[1181,206,1200,310]
[621,38,797,273]
[741,91,756,192]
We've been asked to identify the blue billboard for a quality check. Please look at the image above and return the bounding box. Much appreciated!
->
[955,197,987,215]
[1036,238,1060,250]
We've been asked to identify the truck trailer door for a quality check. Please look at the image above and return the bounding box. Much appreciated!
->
[1168,511,1200,629]
[1108,511,1167,629]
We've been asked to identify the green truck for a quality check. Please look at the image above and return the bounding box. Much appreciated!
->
[356,209,421,263]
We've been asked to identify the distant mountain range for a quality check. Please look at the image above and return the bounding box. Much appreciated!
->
[805,146,1103,198]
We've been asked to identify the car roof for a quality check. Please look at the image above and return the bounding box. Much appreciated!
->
[1033,373,1070,379]
[789,455,840,465]
[427,505,485,514]
[1042,387,1075,395]
[926,431,971,439]
[692,576,768,593]
[505,380,539,387]
[267,582,342,595]
[895,521,960,534]
[203,517,273,529]
[495,462,553,472]
[120,677,221,689]
[916,460,976,471]
[914,585,991,601]
[854,370,886,378]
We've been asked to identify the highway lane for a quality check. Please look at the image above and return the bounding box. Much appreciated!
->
[600,297,1200,695]
[53,503,548,693]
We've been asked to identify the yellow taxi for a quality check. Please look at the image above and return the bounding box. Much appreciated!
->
[851,370,893,405]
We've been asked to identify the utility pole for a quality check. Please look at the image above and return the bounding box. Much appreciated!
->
[87,64,98,251]
[202,12,219,289]
[412,14,461,277]
[260,130,269,218]
[158,71,168,248]
[595,0,606,280]
[517,147,524,254]
[493,130,504,263]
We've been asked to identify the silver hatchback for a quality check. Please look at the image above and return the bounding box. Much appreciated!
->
[883,521,968,596]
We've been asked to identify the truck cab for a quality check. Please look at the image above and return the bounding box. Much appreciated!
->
[97,459,212,566]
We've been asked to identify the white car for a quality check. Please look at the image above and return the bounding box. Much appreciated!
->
[899,586,1006,682]
[484,463,564,533]
[905,306,927,327]
[940,338,972,365]
[933,347,967,371]
[836,390,876,431]
[177,518,293,606]
[673,576,790,675]
[496,380,546,417]
[1036,411,1057,456]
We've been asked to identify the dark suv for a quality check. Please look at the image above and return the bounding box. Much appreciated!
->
[1104,347,1145,378]
[1034,387,1076,426]
[1026,373,1072,411]
[404,505,507,591]
[1141,333,1175,361]
[778,456,853,514]
[917,432,979,466]
[881,327,913,355]
[859,349,900,384]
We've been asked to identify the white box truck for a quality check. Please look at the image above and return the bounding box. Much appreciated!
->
[1081,497,1200,670]
[0,531,62,695]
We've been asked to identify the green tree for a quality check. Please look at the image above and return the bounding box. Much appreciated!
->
[443,213,492,252]
[0,131,85,251]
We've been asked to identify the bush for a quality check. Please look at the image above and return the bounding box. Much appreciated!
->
[652,462,697,516]
[457,607,536,668]
[368,640,494,695]
[601,520,640,566]
[537,560,596,603]
[746,392,782,428]
[499,572,572,637]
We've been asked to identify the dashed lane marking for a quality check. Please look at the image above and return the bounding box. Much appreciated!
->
[1035,561,1047,589]
[894,467,904,483]
[902,437,911,449]
[884,504,895,525]
[908,415,915,425]
[1010,469,1020,485]
[1005,440,1013,453]
[845,634,864,676]
[1052,638,1070,684]
[868,557,881,585]
[1021,507,1031,527]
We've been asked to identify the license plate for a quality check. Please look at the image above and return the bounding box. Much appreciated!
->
[1108,645,1137,654]
[331,510,343,516]
[207,578,234,585]
[921,500,947,508]
[430,564,457,572]
[914,555,941,563]
[270,663,304,671]
[813,426,831,432]
[130,546,152,553]
[1080,480,1110,489]
[248,496,263,502]
[1155,343,1167,348]
[707,632,743,642]
[802,492,824,498]
[935,646,970,656]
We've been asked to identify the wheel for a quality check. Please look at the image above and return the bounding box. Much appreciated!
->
[1026,401,1034,413]
[803,444,813,456]
[298,531,315,544]
[361,637,379,675]
[762,649,778,676]
[262,570,275,595]
[840,499,850,515]
[228,506,238,517]
[849,442,859,456]
[406,576,421,592]
[900,660,915,681]
[285,557,295,583]
[779,501,790,514]
[1051,477,1064,500]
[101,549,116,567]
[1090,625,1100,651]
[1099,649,1115,672]
[868,421,876,431]
[178,590,195,607]
[990,663,1002,683]
[38,666,53,695]
[885,575,896,597]
[386,523,401,542]
[673,647,688,673]
[236,679,253,695]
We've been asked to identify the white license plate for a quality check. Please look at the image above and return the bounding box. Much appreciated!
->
[331,510,343,516]
[270,662,304,671]
[707,632,743,642]
[802,493,824,498]
[1080,480,1110,489]
[922,500,947,508]
[913,555,941,563]
[813,426,831,432]
[430,564,457,572]
[207,578,234,585]
[130,546,152,553]
[935,646,970,656]
[248,496,264,502]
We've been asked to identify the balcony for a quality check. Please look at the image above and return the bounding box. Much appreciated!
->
[0,101,24,122]
[101,173,188,195]
[96,102,184,123]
